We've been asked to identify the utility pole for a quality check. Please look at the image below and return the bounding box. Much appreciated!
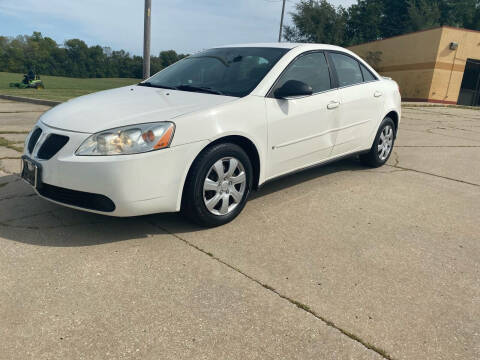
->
[143,0,152,79]
[278,0,286,42]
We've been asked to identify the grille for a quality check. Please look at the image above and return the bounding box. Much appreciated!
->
[27,128,42,153]
[38,183,116,212]
[37,134,69,160]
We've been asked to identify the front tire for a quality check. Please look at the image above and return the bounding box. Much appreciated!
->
[360,117,396,168]
[182,143,253,227]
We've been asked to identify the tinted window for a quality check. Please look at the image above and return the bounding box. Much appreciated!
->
[330,53,363,87]
[144,47,289,97]
[275,52,332,94]
[360,64,377,82]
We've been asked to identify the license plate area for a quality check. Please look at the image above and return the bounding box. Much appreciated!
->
[21,156,41,188]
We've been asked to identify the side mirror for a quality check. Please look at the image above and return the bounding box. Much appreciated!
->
[274,80,313,99]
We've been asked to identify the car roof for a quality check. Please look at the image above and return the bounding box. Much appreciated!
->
[216,43,348,52]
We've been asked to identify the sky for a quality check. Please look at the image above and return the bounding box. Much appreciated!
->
[0,0,356,55]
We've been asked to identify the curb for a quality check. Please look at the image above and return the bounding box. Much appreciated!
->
[401,102,479,110]
[0,94,61,107]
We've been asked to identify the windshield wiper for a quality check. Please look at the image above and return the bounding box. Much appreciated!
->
[176,84,224,95]
[138,82,176,90]
[139,82,224,95]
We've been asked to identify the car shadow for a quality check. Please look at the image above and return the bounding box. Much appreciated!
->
[0,156,366,247]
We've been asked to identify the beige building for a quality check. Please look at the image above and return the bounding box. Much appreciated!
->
[349,26,480,105]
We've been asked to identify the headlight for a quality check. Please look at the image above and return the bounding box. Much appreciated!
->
[75,122,175,156]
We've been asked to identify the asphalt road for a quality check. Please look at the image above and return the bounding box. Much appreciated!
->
[0,99,479,360]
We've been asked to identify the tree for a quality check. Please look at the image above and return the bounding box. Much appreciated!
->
[284,0,480,46]
[64,39,89,77]
[87,45,107,77]
[380,0,410,38]
[407,0,441,31]
[346,0,384,45]
[0,32,189,79]
[283,0,347,45]
[159,50,179,68]
[438,0,480,30]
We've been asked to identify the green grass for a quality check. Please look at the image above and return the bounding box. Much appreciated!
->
[0,72,140,102]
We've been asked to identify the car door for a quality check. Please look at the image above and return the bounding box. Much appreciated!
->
[327,52,385,156]
[265,51,340,179]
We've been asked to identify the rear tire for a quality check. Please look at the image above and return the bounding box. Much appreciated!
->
[182,143,253,227]
[360,117,396,167]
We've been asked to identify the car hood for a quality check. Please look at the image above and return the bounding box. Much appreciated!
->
[40,85,237,133]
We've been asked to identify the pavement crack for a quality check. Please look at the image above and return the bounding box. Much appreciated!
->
[0,136,23,152]
[450,127,480,134]
[0,221,41,230]
[386,164,480,187]
[395,145,480,148]
[406,107,480,119]
[390,151,400,167]
[0,214,110,230]
[0,177,20,189]
[0,111,45,113]
[147,219,394,360]
[429,125,480,135]
[0,192,36,202]
[0,131,29,134]
[401,128,480,143]
[0,164,17,175]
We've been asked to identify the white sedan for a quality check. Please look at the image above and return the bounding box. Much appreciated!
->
[22,43,401,226]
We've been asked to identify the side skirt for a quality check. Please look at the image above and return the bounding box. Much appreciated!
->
[257,149,370,190]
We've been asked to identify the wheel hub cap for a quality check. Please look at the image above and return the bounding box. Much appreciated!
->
[203,157,246,216]
[377,125,394,161]
[220,181,229,192]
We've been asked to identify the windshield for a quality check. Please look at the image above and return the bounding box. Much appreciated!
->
[141,47,289,97]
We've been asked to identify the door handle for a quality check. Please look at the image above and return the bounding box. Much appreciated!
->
[327,101,340,110]
[374,91,383,98]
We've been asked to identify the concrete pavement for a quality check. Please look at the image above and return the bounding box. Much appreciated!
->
[0,100,479,359]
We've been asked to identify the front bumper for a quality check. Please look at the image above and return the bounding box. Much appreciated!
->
[25,122,208,216]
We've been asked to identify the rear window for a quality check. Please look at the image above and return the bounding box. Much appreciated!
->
[360,64,377,82]
[330,53,363,87]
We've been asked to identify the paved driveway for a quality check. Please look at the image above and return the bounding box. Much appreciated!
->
[1,99,479,360]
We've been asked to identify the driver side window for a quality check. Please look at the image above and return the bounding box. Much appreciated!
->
[275,52,332,94]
